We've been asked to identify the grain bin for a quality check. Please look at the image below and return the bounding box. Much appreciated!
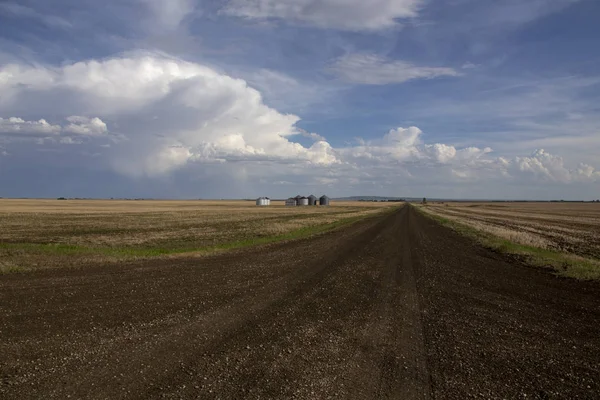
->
[308,195,317,206]
[297,196,309,206]
[319,195,330,206]
[285,198,297,206]
[256,197,269,206]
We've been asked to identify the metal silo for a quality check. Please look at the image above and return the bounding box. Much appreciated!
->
[308,195,317,206]
[285,198,297,206]
[256,197,269,206]
[297,196,309,206]
[319,195,330,206]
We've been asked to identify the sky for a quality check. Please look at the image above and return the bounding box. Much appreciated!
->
[0,0,599,200]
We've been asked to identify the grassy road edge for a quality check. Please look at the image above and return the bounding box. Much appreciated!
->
[414,204,600,281]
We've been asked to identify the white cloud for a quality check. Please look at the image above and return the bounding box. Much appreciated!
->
[59,137,81,145]
[119,145,192,176]
[338,127,492,168]
[295,128,326,142]
[221,0,423,31]
[513,149,600,183]
[329,54,460,85]
[0,116,108,139]
[424,143,457,163]
[64,116,108,136]
[0,117,61,136]
[1,54,598,194]
[0,64,56,105]
[0,54,341,177]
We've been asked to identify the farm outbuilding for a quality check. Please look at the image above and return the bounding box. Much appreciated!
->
[285,194,330,206]
[297,197,309,206]
[256,197,271,206]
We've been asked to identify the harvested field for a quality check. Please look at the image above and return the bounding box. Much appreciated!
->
[420,202,600,279]
[0,199,395,272]
[1,205,599,399]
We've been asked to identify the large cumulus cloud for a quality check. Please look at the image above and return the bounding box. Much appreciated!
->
[0,53,599,198]
[0,53,340,176]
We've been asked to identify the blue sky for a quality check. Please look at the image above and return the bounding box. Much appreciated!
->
[0,0,599,199]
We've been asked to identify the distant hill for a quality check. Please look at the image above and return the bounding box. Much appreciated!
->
[333,196,410,202]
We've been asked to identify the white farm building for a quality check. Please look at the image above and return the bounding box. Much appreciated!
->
[256,197,271,206]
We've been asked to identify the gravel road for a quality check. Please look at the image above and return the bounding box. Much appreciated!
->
[1,205,599,399]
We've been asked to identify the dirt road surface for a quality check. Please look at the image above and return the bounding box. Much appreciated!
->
[2,206,599,399]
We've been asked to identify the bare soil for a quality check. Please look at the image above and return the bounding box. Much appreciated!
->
[1,206,599,399]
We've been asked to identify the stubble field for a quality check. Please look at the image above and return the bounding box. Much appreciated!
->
[420,201,600,279]
[0,199,395,273]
